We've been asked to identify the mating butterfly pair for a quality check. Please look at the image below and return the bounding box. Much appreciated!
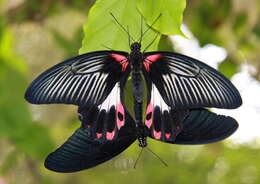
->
[25,18,242,173]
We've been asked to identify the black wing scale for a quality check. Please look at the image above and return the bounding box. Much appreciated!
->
[174,108,239,144]
[25,51,130,107]
[147,108,238,145]
[142,52,242,109]
[45,111,136,173]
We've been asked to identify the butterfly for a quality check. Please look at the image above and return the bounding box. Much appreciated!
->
[24,15,242,172]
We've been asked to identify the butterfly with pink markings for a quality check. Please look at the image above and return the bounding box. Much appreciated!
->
[25,14,242,172]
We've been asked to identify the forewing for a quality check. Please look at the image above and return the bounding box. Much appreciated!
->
[44,111,136,172]
[142,52,242,109]
[174,109,238,145]
[25,51,130,107]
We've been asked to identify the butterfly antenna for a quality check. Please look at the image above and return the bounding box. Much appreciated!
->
[127,26,131,48]
[139,14,144,44]
[110,12,135,43]
[143,32,160,52]
[138,13,162,43]
[134,148,144,169]
[146,147,168,167]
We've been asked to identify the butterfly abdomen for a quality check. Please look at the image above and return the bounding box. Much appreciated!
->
[132,70,144,121]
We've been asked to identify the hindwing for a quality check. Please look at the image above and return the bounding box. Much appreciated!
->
[144,83,189,142]
[78,81,130,140]
[174,108,239,144]
[45,111,136,172]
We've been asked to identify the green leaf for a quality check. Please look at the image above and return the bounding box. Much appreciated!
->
[158,35,174,51]
[79,0,160,53]
[218,58,238,79]
[138,0,186,36]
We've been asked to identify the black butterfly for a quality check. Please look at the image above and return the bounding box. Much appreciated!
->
[25,16,242,172]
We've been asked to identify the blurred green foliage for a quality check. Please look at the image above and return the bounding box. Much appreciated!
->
[0,0,260,184]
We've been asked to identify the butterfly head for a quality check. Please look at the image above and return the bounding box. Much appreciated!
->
[130,42,141,52]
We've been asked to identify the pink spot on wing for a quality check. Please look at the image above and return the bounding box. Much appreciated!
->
[106,131,115,140]
[165,133,171,139]
[96,133,102,139]
[145,103,153,128]
[153,129,162,140]
[110,54,128,71]
[116,103,125,130]
[143,54,162,72]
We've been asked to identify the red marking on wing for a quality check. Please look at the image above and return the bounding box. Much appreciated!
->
[145,103,153,128]
[153,130,162,140]
[110,54,128,72]
[106,131,115,140]
[116,103,125,130]
[96,133,102,139]
[165,133,171,139]
[143,54,162,72]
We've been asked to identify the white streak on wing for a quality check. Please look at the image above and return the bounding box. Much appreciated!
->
[66,75,82,101]
[151,84,169,111]
[217,81,232,105]
[181,77,194,104]
[162,75,174,105]
[178,77,189,105]
[70,75,86,102]
[91,75,103,103]
[77,62,103,73]
[202,72,221,104]
[49,71,71,101]
[198,73,218,104]
[80,75,93,103]
[173,75,184,105]
[58,75,75,101]
[74,55,104,68]
[34,77,53,102]
[86,73,100,102]
[75,57,104,73]
[93,73,108,103]
[75,75,89,102]
[190,78,201,104]
[55,73,74,100]
[98,82,119,111]
[36,70,66,102]
[195,77,210,104]
[208,75,227,104]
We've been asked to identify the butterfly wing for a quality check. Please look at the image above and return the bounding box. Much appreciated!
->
[146,108,238,145]
[142,52,242,109]
[174,108,239,145]
[25,51,130,107]
[44,111,136,173]
[78,78,130,140]
[144,82,189,142]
